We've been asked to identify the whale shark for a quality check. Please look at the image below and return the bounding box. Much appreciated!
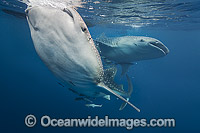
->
[95,34,169,75]
[26,5,140,112]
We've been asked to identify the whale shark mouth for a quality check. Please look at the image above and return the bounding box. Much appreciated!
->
[63,8,74,20]
[149,41,169,55]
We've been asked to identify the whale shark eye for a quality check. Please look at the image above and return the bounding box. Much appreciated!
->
[140,39,145,42]
[81,27,87,32]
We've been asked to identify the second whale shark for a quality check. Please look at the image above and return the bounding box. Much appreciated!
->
[95,34,169,75]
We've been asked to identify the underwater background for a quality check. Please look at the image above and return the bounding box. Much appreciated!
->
[0,0,200,132]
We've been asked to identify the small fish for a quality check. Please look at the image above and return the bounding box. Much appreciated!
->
[85,104,102,108]
[75,97,93,103]
[57,82,64,87]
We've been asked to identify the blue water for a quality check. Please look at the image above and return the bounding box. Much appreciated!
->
[0,0,200,132]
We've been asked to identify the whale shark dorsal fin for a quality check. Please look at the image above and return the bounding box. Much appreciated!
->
[120,63,133,76]
[119,74,133,110]
[99,33,107,40]
[97,82,140,112]
[97,33,113,45]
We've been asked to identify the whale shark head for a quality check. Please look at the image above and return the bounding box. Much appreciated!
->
[131,36,169,58]
[25,6,92,46]
[112,36,169,61]
[26,6,104,87]
[95,35,169,63]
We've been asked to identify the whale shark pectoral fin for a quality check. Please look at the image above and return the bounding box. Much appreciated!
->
[119,74,133,110]
[120,63,133,76]
[97,82,140,112]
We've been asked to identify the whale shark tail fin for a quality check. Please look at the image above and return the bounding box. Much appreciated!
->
[97,82,140,112]
[102,67,135,111]
[119,74,133,110]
